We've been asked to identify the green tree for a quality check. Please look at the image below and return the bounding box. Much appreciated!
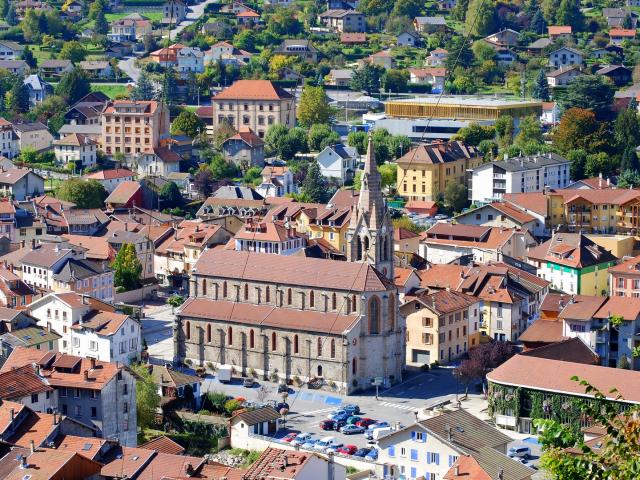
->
[445,36,474,71]
[562,76,614,120]
[243,166,262,186]
[372,128,391,164]
[170,110,205,138]
[5,1,15,25]
[280,127,308,160]
[308,124,334,151]
[617,169,640,188]
[167,294,185,310]
[56,178,107,208]
[56,69,91,104]
[267,8,302,35]
[529,9,546,34]
[94,10,108,35]
[382,69,409,93]
[454,123,495,146]
[58,41,87,63]
[88,0,107,20]
[20,9,41,42]
[618,355,631,369]
[465,0,497,36]
[472,40,497,63]
[130,72,155,101]
[160,181,182,208]
[444,182,468,212]
[494,115,514,150]
[350,62,384,95]
[209,154,238,179]
[532,69,550,101]
[515,115,543,146]
[620,146,640,173]
[392,0,423,17]
[130,364,161,430]
[379,163,397,189]
[194,166,215,197]
[585,152,612,178]
[297,86,333,128]
[301,161,327,202]
[32,95,67,133]
[567,149,587,181]
[112,243,142,291]
[614,107,640,152]
[387,135,412,159]
[392,216,423,234]
[347,131,368,155]
[21,46,36,69]
[6,81,29,113]
[553,108,609,154]
[0,0,8,19]
[556,0,583,31]
[233,30,256,52]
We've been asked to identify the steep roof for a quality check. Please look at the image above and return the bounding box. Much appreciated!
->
[527,233,617,269]
[397,141,480,166]
[213,80,293,101]
[444,449,535,480]
[105,181,141,206]
[139,435,185,455]
[0,364,52,399]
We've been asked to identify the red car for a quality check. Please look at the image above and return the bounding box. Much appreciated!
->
[337,445,358,456]
[320,419,336,430]
[356,418,376,428]
[283,433,298,443]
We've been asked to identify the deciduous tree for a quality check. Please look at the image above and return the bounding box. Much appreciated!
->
[297,86,333,128]
[56,179,107,208]
[170,110,205,138]
[130,364,160,429]
[59,41,87,63]
[112,243,142,291]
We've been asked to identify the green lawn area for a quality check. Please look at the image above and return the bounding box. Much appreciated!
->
[106,11,163,23]
[92,84,131,99]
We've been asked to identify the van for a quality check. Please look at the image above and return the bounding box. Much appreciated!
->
[313,436,339,452]
[367,427,393,443]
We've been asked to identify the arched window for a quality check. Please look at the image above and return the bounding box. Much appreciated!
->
[223,281,227,298]
[202,280,207,296]
[332,293,337,310]
[330,339,336,358]
[227,326,233,346]
[271,332,277,351]
[294,334,299,354]
[249,329,255,349]
[185,321,190,340]
[355,237,362,261]
[352,357,357,375]
[363,236,370,256]
[317,338,322,356]
[310,290,315,308]
[244,284,248,300]
[206,324,211,343]
[369,296,380,335]
[266,286,270,302]
[388,295,395,331]
[352,295,357,313]
[287,288,292,305]
[317,365,323,377]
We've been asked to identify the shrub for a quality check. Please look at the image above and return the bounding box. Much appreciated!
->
[430,361,439,369]
[420,364,430,372]
[292,375,301,386]
[184,359,193,366]
[206,362,216,371]
[248,367,257,378]
[224,399,242,415]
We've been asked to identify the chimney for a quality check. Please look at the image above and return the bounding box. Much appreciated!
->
[599,172,603,189]
[125,222,128,232]
[20,455,26,469]
[83,370,89,381]
[53,412,57,425]
[31,238,36,250]
[90,357,96,369]
[82,295,89,305]
[503,153,508,161]
[447,426,452,441]
[10,408,14,422]
[454,465,460,476]
[30,440,35,454]
[607,177,611,186]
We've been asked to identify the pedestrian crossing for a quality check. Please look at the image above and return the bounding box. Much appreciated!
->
[378,401,418,412]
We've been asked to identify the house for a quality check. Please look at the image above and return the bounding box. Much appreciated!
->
[1,326,60,359]
[221,127,265,168]
[413,16,447,33]
[609,255,640,298]
[163,0,187,23]
[376,409,532,480]
[220,2,256,15]
[0,60,27,76]
[445,452,534,480]
[409,68,446,91]
[0,41,23,60]
[234,218,306,255]
[0,266,36,309]
[326,68,353,87]
[318,9,366,33]
[274,39,318,62]
[454,202,543,238]
[397,30,421,47]
[106,228,156,280]
[53,134,98,170]
[229,406,281,449]
[527,37,553,54]
[167,172,193,198]
[486,44,518,65]
[78,61,114,79]
[541,101,560,125]
[402,290,481,366]
[105,181,144,210]
[149,42,186,67]
[548,25,572,40]
[340,32,366,44]
[362,49,396,69]
[105,41,135,59]
[596,64,632,86]
[201,21,233,38]
[484,28,521,47]
[425,47,448,66]
[148,364,202,409]
[136,147,182,178]
[487,353,640,433]
[39,60,73,77]
[470,152,571,204]
[205,41,252,66]
[315,144,358,183]
[405,200,438,216]
[0,169,44,200]
[5,449,103,480]
[547,65,583,87]
[13,122,53,152]
[23,74,52,107]
[603,7,636,28]
[549,46,583,69]
[526,232,618,296]
[0,118,18,159]
[256,165,295,198]
[82,169,136,193]
[0,200,16,242]
[610,28,636,45]
[236,9,261,26]
[1,347,138,446]
[176,46,205,76]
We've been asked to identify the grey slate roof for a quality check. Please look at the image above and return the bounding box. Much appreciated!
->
[213,185,264,200]
[487,153,570,172]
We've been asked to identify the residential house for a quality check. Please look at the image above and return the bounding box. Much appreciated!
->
[167,172,193,198]
[107,229,155,280]
[82,169,136,193]
[78,61,114,79]
[23,75,52,107]
[0,169,44,201]
[1,347,138,446]
[454,202,543,238]
[548,25,572,40]
[315,144,358,183]
[402,290,481,366]
[205,41,252,66]
[547,65,583,87]
[444,452,533,480]
[470,152,571,204]
[397,30,421,47]
[108,17,151,42]
[596,64,632,86]
[136,147,182,178]
[53,134,98,170]
[376,409,532,480]
[0,326,60,358]
[208,80,295,138]
[549,46,583,69]
[541,101,560,125]
[526,232,618,296]
[527,37,553,54]
[326,69,353,87]
[163,0,187,23]
[221,127,265,167]
[256,165,295,198]
[5,449,103,480]
[148,364,202,409]
[0,266,36,309]
[394,227,421,255]
[361,50,396,69]
[425,47,448,67]
[201,20,233,38]
[397,141,483,203]
[149,43,186,67]
[413,16,447,33]
[274,39,318,63]
[610,28,636,45]
[105,181,144,210]
[0,198,14,241]
[484,28,521,47]
[603,7,636,28]
[0,41,23,60]
[228,407,282,448]
[13,122,53,153]
[0,60,27,76]
[105,41,135,59]
[176,46,204,76]
[318,9,366,33]
[610,255,640,297]
[39,60,73,77]
[409,68,446,91]
[340,32,366,45]
[233,218,306,255]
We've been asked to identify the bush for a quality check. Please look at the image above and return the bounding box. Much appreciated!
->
[224,399,242,415]
[248,367,256,378]
[206,362,216,371]
[184,359,193,366]
[420,364,430,372]
[430,361,439,369]
[208,391,228,413]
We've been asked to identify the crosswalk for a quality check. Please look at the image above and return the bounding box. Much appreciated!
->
[378,401,418,412]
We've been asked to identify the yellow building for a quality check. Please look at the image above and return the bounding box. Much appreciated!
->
[397,141,483,202]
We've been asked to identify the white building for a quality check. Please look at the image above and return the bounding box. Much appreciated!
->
[53,133,98,170]
[409,68,446,91]
[315,144,358,183]
[549,46,583,69]
[470,153,571,204]
[83,168,136,193]
[177,47,204,75]
[255,165,295,198]
[547,65,583,88]
[136,147,182,178]
[233,219,306,255]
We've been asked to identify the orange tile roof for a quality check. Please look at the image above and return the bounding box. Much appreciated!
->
[234,220,302,242]
[418,264,466,290]
[594,296,640,321]
[103,100,159,115]
[610,254,640,274]
[71,310,131,336]
[100,446,156,478]
[62,234,114,261]
[341,32,366,43]
[394,227,420,241]
[139,435,185,455]
[549,25,572,34]
[136,452,206,480]
[54,434,111,460]
[444,455,492,480]
[5,450,102,480]
[0,400,26,436]
[83,168,135,181]
[503,192,548,216]
[242,448,314,480]
[394,267,416,288]
[488,354,640,404]
[610,28,636,36]
[487,202,536,224]
[7,410,55,448]
[518,319,564,343]
[409,67,446,77]
[105,181,141,206]
[213,80,293,101]
[0,364,52,399]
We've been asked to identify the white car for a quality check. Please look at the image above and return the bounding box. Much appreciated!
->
[313,436,339,451]
[508,446,531,459]
[291,432,312,446]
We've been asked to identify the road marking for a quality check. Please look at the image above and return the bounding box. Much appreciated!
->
[293,407,335,416]
[379,401,418,411]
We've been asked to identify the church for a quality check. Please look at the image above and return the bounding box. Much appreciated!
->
[174,136,404,394]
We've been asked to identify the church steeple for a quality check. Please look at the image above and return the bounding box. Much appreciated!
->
[346,133,394,279]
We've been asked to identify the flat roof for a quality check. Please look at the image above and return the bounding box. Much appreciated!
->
[385,95,543,108]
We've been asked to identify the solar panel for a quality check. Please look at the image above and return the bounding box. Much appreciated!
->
[82,443,92,451]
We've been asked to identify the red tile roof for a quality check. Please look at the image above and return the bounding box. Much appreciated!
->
[105,181,141,206]
[0,364,52,400]
[594,296,640,321]
[518,319,564,344]
[139,435,185,455]
[5,450,102,480]
[242,448,314,480]
[340,32,366,43]
[548,25,572,34]
[610,28,636,37]
[213,80,293,101]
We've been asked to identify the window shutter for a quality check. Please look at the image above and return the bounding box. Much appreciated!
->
[426,452,430,464]
[388,446,395,457]
[435,453,440,465]
[411,431,416,441]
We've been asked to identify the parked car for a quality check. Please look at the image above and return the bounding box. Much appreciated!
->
[328,410,347,420]
[282,432,298,443]
[367,421,390,431]
[343,404,360,415]
[356,418,376,428]
[301,438,318,449]
[242,378,255,388]
[365,448,378,460]
[314,436,340,451]
[337,445,358,456]
[353,447,371,457]
[434,214,448,220]
[320,420,336,431]
[346,416,362,425]
[367,427,393,443]
[325,443,344,454]
[508,446,531,459]
[332,413,350,423]
[341,425,365,435]
[291,433,312,446]
[333,419,347,431]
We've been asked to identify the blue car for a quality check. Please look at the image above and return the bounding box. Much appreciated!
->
[332,413,350,422]
[365,449,378,460]
[343,404,360,415]
[353,447,371,457]
[301,439,318,449]
[328,410,347,420]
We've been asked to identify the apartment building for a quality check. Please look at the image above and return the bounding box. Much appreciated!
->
[402,290,481,367]
[53,133,98,170]
[101,100,170,162]
[318,9,366,32]
[397,141,483,202]
[209,80,295,138]
[233,218,306,255]
[610,255,640,297]
[470,153,571,204]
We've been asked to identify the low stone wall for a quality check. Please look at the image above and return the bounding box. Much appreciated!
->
[114,284,159,304]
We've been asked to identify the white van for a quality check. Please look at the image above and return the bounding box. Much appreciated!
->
[313,436,339,451]
[367,427,393,443]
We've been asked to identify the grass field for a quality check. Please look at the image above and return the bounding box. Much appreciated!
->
[105,11,164,23]
[92,84,131,98]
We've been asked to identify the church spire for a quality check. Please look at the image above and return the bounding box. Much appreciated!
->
[357,133,385,229]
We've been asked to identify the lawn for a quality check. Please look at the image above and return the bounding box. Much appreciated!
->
[92,84,131,99]
[105,11,164,23]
